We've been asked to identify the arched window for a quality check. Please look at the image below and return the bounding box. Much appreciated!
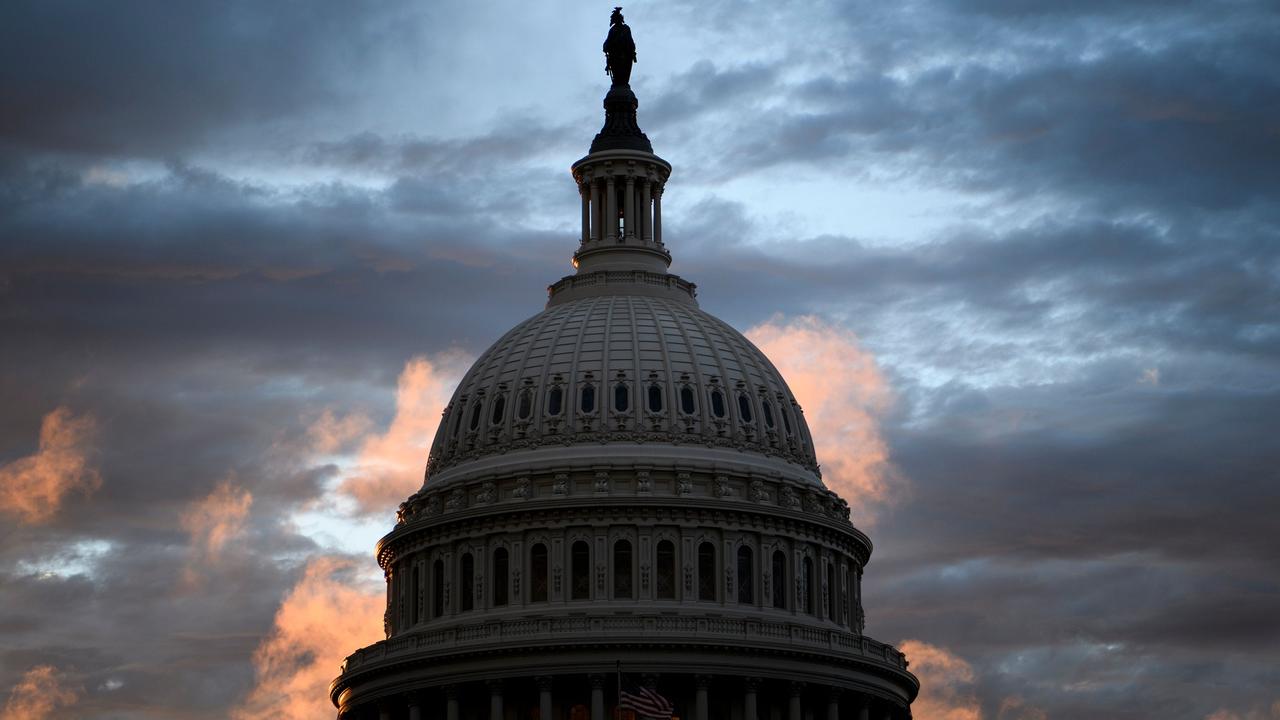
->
[530,544,548,603]
[410,565,421,624]
[547,387,563,416]
[613,539,633,598]
[781,404,794,436]
[771,550,787,609]
[738,394,753,423]
[432,559,444,618]
[826,562,838,623]
[698,542,716,601]
[490,394,506,426]
[762,400,775,429]
[656,540,676,600]
[517,389,533,420]
[451,404,464,439]
[648,385,663,412]
[710,389,726,419]
[614,383,629,412]
[493,548,509,607]
[580,385,596,414]
[802,556,815,615]
[459,553,475,612]
[680,386,696,414]
[737,546,754,605]
[571,541,590,600]
[468,402,482,431]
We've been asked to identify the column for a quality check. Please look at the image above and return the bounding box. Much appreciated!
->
[580,184,591,245]
[605,177,617,242]
[590,180,601,244]
[538,676,553,720]
[489,680,504,720]
[446,685,460,720]
[826,688,840,720]
[379,704,392,720]
[695,676,710,720]
[856,699,870,720]
[653,187,662,246]
[789,683,804,720]
[624,176,635,240]
[408,692,423,720]
[640,179,652,244]
[590,675,605,720]
[744,678,759,720]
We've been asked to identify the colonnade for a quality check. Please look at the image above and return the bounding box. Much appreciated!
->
[578,174,663,248]
[358,675,905,720]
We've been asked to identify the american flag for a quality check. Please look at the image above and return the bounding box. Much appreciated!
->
[618,681,673,719]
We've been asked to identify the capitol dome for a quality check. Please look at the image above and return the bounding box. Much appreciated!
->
[331,13,918,720]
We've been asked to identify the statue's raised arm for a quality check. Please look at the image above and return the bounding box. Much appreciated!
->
[603,7,636,87]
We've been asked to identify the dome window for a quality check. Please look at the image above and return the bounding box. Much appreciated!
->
[697,542,717,601]
[680,386,696,414]
[781,403,794,436]
[762,400,775,429]
[490,394,506,426]
[530,544,548,603]
[432,559,445,618]
[614,382,629,412]
[410,565,421,624]
[656,540,676,599]
[613,539,633,598]
[803,556,815,615]
[771,550,787,609]
[736,546,754,605]
[451,404,464,439]
[580,384,596,414]
[468,402,482,432]
[571,541,591,600]
[710,389,726,419]
[737,394,753,423]
[647,384,663,412]
[493,548,509,607]
[460,553,475,612]
[547,387,564,417]
[827,562,838,623]
[516,389,533,420]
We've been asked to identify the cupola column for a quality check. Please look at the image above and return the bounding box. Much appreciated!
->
[580,184,591,245]
[537,676,553,720]
[590,180,602,244]
[653,187,663,246]
[641,179,653,244]
[744,678,760,720]
[624,175,636,240]
[488,680,504,720]
[695,676,710,720]
[590,675,606,720]
[605,177,618,242]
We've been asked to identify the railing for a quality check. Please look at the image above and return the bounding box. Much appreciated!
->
[340,613,909,675]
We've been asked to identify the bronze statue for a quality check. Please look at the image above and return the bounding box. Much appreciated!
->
[603,7,636,87]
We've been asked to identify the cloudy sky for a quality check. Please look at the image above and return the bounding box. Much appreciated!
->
[2,1,1279,718]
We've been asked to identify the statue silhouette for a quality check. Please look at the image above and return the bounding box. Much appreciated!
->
[603,7,636,87]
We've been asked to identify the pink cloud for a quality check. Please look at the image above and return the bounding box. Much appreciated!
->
[898,639,982,720]
[746,315,902,525]
[326,352,468,516]
[232,556,383,720]
[0,407,100,524]
[180,478,253,587]
[1,665,80,720]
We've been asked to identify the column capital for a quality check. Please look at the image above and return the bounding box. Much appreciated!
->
[589,674,606,689]
[695,674,712,690]
[444,684,459,700]
[537,675,555,691]
[790,681,806,697]
[744,677,761,692]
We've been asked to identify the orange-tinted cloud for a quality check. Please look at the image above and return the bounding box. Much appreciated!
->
[0,407,100,524]
[998,697,1048,720]
[899,639,982,720]
[232,556,383,720]
[746,315,900,524]
[180,478,253,587]
[330,352,467,516]
[307,409,373,454]
[1,665,80,720]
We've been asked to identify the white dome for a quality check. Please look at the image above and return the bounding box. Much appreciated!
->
[425,288,821,487]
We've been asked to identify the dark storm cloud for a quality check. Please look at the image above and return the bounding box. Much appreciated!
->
[0,0,423,158]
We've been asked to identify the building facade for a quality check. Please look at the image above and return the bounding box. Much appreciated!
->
[330,22,918,720]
